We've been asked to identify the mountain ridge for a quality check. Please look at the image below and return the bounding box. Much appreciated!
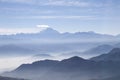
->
[3,48,120,80]
[0,27,117,37]
[0,28,116,38]
[91,48,120,61]
[0,76,26,80]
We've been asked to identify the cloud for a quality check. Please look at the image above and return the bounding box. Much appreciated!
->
[0,0,34,4]
[0,0,94,7]
[0,0,110,8]
[0,28,41,35]
[36,25,50,28]
[15,15,95,20]
[36,25,50,31]
[44,0,90,7]
[0,25,50,35]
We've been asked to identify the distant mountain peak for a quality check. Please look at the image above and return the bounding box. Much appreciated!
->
[62,56,86,62]
[69,56,84,60]
[40,28,60,34]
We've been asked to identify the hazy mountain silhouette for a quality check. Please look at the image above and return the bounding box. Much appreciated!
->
[0,76,26,80]
[0,27,117,43]
[40,28,60,35]
[3,54,120,80]
[3,56,95,80]
[94,75,120,80]
[1,28,120,80]
[0,28,118,58]
[33,54,53,59]
[59,44,114,58]
[114,42,120,48]
[91,48,120,61]
[0,44,35,57]
[82,44,114,57]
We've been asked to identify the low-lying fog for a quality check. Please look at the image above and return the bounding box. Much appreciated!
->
[0,56,31,73]
[0,56,55,73]
[0,56,60,73]
[0,54,91,74]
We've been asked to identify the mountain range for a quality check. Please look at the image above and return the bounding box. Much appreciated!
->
[91,48,120,61]
[59,44,116,58]
[0,44,35,56]
[0,76,26,80]
[0,27,120,58]
[2,48,120,80]
[0,28,119,43]
[0,42,119,58]
[81,44,114,57]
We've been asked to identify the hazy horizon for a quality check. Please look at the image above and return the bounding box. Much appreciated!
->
[0,27,119,36]
[0,0,120,35]
[0,0,120,80]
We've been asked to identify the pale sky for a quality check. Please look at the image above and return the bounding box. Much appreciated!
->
[0,0,120,35]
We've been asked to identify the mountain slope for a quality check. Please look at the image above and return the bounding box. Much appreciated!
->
[0,44,35,57]
[0,76,26,80]
[82,44,114,57]
[94,75,120,80]
[0,27,117,43]
[91,48,120,61]
[40,28,60,35]
[3,56,120,80]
